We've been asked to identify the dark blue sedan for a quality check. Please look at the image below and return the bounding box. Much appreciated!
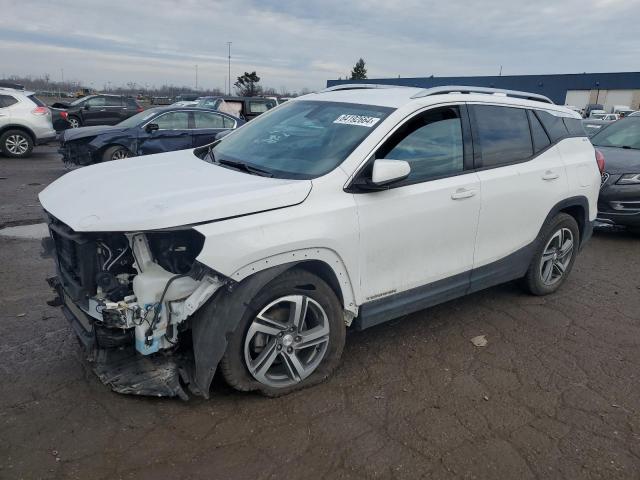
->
[58,106,244,166]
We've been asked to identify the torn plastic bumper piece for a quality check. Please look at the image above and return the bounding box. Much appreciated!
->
[48,275,190,399]
[93,350,189,401]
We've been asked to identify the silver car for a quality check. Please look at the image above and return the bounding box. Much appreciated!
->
[0,86,56,158]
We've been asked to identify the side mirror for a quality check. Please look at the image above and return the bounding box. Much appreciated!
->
[145,123,159,133]
[371,159,411,186]
[84,104,91,110]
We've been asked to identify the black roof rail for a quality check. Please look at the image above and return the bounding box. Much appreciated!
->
[320,83,406,93]
[410,85,554,104]
[0,81,25,90]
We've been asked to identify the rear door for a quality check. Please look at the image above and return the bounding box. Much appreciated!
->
[103,96,125,124]
[191,111,236,147]
[470,104,568,278]
[137,110,193,155]
[121,98,141,122]
[0,94,17,130]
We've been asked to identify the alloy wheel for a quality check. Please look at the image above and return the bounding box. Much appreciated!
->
[5,134,29,155]
[69,118,80,128]
[111,149,129,160]
[244,294,330,388]
[539,227,574,286]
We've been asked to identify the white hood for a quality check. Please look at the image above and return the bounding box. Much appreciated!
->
[39,150,312,232]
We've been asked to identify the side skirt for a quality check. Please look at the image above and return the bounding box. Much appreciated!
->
[353,242,535,331]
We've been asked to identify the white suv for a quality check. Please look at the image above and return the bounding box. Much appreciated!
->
[39,85,601,399]
[0,86,56,158]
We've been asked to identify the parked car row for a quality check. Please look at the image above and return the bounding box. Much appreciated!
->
[59,106,244,166]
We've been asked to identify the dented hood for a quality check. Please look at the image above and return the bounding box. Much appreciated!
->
[39,150,312,232]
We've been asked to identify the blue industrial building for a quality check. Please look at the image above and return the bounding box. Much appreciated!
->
[326,72,640,110]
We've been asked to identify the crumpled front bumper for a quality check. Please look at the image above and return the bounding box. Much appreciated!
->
[48,275,190,400]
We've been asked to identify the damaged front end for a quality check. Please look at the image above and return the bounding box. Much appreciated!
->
[59,137,100,166]
[43,215,227,399]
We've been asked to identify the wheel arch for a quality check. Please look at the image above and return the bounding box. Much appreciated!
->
[546,196,590,247]
[224,248,358,316]
[0,125,36,143]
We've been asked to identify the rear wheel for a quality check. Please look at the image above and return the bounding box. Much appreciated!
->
[0,130,34,158]
[220,269,346,396]
[102,145,131,162]
[522,213,580,295]
[68,116,81,128]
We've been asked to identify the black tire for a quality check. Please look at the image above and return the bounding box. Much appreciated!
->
[628,227,640,237]
[522,213,580,296]
[0,129,34,158]
[220,269,346,397]
[102,145,131,162]
[67,116,81,128]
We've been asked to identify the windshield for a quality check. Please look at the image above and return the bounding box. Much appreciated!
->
[591,118,640,149]
[211,100,394,179]
[116,108,161,128]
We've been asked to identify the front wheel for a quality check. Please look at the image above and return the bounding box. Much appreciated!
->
[522,213,580,296]
[102,145,131,162]
[220,269,346,396]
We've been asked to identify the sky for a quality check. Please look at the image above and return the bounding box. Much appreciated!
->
[1,0,639,93]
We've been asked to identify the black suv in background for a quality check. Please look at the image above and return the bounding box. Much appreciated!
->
[51,94,143,130]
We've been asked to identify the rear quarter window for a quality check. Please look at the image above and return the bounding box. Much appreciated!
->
[535,110,570,142]
[563,117,587,136]
[28,95,46,107]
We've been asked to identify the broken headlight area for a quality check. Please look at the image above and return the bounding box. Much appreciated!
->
[45,216,226,399]
[59,138,98,166]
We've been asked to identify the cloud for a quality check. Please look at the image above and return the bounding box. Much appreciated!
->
[0,0,639,92]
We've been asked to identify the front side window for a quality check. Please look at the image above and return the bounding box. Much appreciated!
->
[154,111,190,130]
[474,105,533,167]
[85,96,106,107]
[212,100,394,179]
[193,111,225,129]
[375,106,464,182]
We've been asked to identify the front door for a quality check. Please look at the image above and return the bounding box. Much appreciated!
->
[354,105,481,305]
[137,111,193,155]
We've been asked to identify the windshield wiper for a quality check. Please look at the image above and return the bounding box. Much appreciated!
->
[621,145,640,150]
[215,158,274,177]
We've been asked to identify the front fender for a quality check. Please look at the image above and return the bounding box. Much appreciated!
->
[227,248,358,316]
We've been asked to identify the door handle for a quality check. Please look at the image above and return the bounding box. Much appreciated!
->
[451,188,477,200]
[542,170,559,181]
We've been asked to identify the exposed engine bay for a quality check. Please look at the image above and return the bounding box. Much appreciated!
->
[43,215,226,398]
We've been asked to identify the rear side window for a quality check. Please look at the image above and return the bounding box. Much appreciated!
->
[222,116,235,128]
[535,110,569,142]
[473,105,533,167]
[563,117,586,136]
[193,111,225,128]
[528,110,551,153]
[248,101,269,114]
[126,98,139,108]
[376,106,464,182]
[0,95,18,108]
[105,96,122,106]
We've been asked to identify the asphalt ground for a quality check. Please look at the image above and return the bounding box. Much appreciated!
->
[1,147,639,479]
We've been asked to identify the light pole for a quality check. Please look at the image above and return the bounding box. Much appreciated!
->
[227,41,232,95]
[195,64,199,91]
